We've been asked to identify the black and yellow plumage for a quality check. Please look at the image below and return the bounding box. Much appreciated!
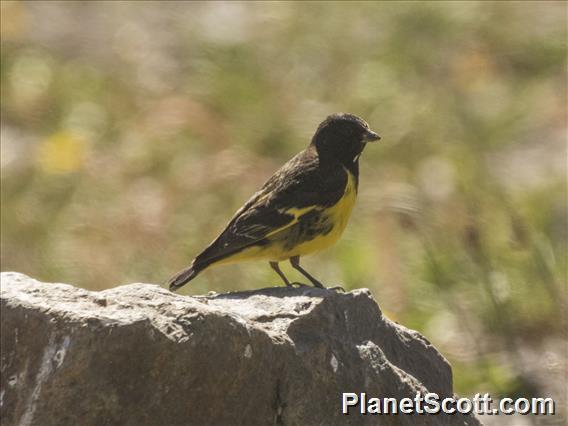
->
[167,113,380,291]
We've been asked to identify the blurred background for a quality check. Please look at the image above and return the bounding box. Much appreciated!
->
[1,1,566,422]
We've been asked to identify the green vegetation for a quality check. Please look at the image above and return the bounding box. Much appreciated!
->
[1,1,565,405]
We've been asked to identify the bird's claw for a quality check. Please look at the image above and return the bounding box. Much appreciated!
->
[284,281,344,291]
[326,285,346,292]
[288,281,310,288]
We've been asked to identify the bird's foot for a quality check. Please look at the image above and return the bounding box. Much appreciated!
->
[285,280,342,291]
[287,281,310,288]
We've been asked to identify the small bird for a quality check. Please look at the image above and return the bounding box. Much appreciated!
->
[167,113,380,291]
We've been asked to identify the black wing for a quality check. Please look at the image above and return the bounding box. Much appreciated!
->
[193,148,347,266]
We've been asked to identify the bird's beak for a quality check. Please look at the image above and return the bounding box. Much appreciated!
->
[362,129,381,143]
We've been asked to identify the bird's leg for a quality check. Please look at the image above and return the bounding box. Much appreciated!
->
[270,261,309,288]
[270,261,293,287]
[289,256,325,289]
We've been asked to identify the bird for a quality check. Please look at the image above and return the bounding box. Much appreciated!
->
[167,113,381,291]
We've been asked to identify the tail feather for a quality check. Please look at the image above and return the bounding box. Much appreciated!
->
[168,239,253,291]
[167,261,201,291]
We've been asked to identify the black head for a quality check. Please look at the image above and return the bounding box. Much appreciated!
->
[311,113,380,164]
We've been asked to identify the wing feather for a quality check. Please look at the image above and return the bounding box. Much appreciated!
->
[193,148,346,266]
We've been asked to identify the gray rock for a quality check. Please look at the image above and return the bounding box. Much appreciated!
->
[0,272,481,426]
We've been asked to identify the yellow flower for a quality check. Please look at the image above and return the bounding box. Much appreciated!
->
[37,131,86,174]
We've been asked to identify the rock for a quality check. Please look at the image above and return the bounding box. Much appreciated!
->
[0,272,480,426]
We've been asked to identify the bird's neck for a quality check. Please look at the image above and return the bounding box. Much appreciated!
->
[343,158,360,189]
[309,145,360,188]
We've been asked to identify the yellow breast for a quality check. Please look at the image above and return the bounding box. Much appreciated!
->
[214,168,357,264]
[282,168,357,258]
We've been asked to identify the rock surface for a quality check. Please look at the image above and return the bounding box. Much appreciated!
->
[1,272,480,426]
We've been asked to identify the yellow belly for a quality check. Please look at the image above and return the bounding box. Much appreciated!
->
[217,169,357,264]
